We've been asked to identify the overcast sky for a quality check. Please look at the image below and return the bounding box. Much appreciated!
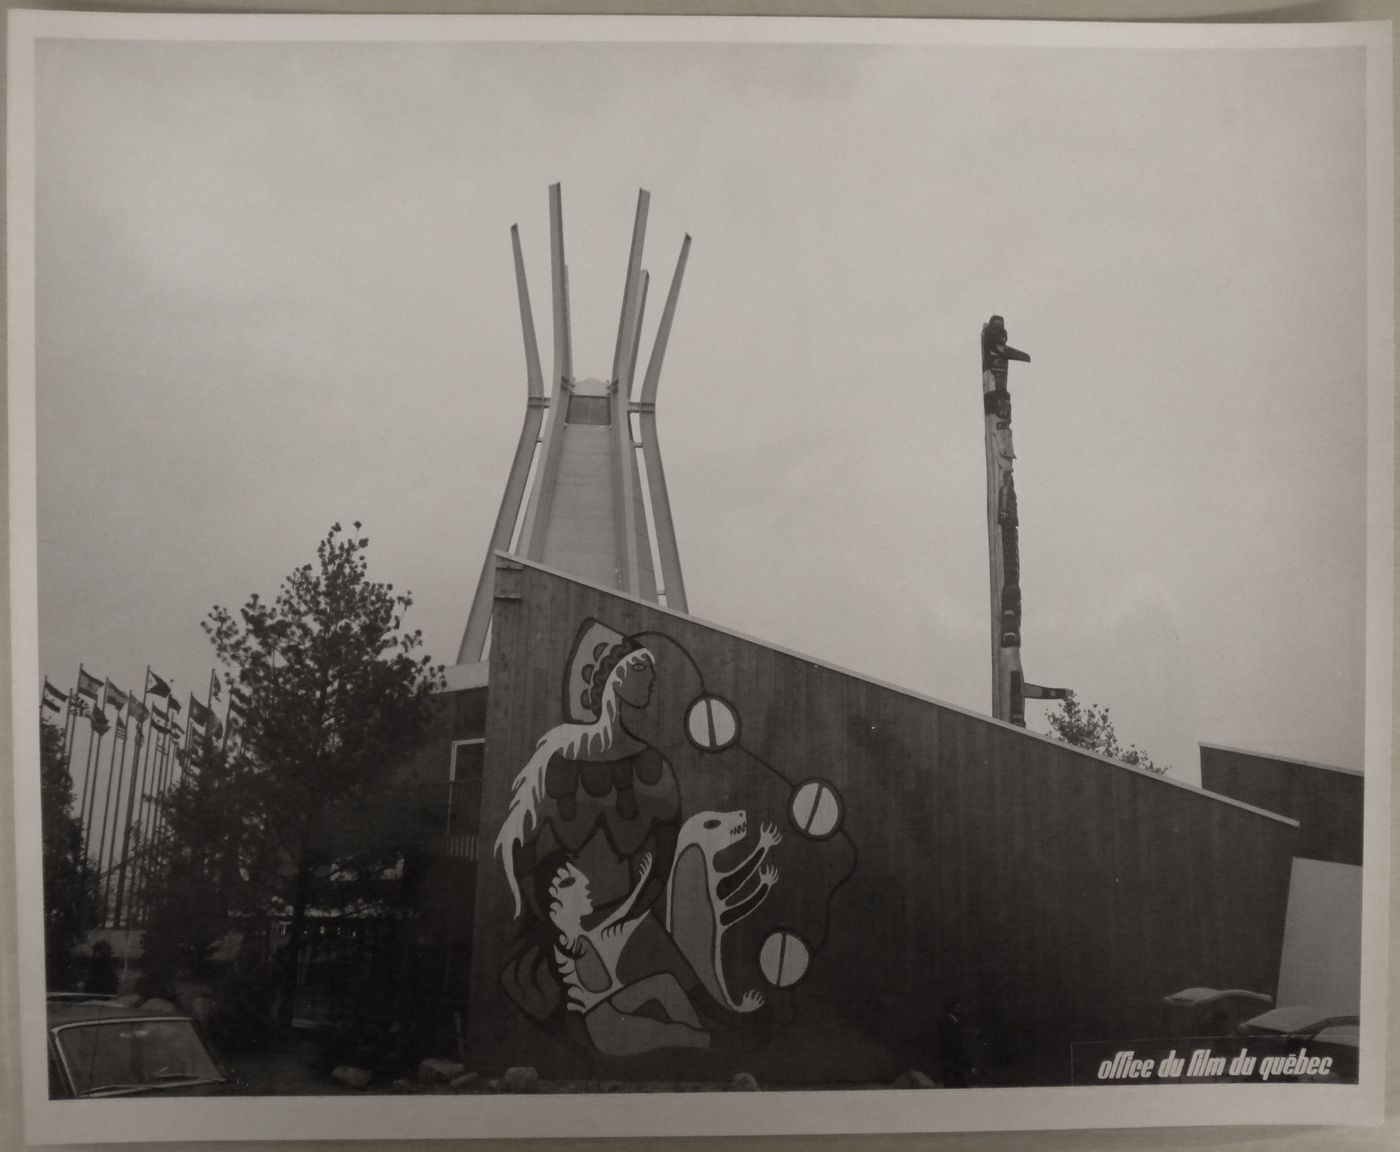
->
[28,26,1375,788]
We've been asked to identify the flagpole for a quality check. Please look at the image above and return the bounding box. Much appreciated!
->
[76,710,99,868]
[66,695,79,765]
[129,706,163,922]
[78,706,98,842]
[156,723,178,875]
[93,713,127,924]
[78,728,98,863]
[143,726,176,918]
[98,699,135,926]
[139,714,174,911]
[80,683,114,862]
[127,704,158,927]
[95,712,127,927]
[181,697,191,762]
[110,667,153,928]
[130,669,174,927]
[69,664,106,829]
[69,664,95,787]
[131,725,160,926]
[205,669,216,758]
[150,727,169,841]
[180,693,196,783]
[63,666,84,769]
[86,716,106,865]
[140,719,163,862]
[76,699,99,863]
[208,669,225,756]
[131,725,159,920]
[93,698,126,858]
[62,695,76,765]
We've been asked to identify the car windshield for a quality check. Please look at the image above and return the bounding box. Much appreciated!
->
[54,1019,223,1097]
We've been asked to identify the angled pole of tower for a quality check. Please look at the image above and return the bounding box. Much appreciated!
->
[514,185,574,566]
[637,232,691,612]
[457,222,547,663]
[981,315,1068,725]
[609,191,650,596]
[458,185,690,664]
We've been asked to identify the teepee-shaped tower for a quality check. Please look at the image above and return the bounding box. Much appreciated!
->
[457,185,690,663]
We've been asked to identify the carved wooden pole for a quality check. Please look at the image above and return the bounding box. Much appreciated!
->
[982,315,1068,725]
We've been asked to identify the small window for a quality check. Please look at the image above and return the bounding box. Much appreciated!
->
[450,739,484,782]
[566,394,610,425]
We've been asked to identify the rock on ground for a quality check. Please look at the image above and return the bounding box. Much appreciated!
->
[331,1066,373,1090]
[893,1070,937,1089]
[418,1057,466,1084]
[450,1071,482,1090]
[730,1072,760,1091]
[502,1066,539,1093]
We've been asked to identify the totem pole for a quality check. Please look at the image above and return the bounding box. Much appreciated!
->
[981,315,1068,725]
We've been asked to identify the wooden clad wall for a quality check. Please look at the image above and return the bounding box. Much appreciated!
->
[468,560,1299,1086]
[1200,744,1362,866]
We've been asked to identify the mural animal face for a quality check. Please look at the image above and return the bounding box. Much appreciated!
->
[613,649,657,709]
[686,809,748,851]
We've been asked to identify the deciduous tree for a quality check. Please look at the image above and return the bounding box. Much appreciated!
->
[1043,692,1168,775]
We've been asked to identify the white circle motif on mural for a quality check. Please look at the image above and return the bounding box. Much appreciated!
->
[759,929,811,988]
[789,778,843,840]
[685,694,738,751]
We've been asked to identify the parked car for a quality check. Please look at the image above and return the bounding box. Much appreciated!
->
[47,996,231,1098]
[1236,1005,1360,1083]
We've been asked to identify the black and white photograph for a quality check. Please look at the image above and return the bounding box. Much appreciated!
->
[6,10,1392,1143]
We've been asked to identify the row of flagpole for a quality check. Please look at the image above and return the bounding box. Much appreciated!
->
[41,663,246,930]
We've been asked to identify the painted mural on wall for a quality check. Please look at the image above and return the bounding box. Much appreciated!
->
[494,620,857,1058]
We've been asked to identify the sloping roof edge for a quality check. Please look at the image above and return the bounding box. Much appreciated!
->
[486,551,1301,830]
[1199,742,1362,778]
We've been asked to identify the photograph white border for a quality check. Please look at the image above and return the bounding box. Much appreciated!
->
[6,10,1392,1144]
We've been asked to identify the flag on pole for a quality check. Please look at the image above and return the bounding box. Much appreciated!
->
[228,689,248,718]
[42,694,61,714]
[189,695,212,728]
[77,669,102,701]
[42,679,67,706]
[212,718,225,742]
[104,681,128,712]
[90,708,110,736]
[128,697,148,725]
[115,717,128,740]
[71,698,90,718]
[167,696,182,715]
[151,713,170,735]
[146,670,172,698]
[209,676,222,701]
